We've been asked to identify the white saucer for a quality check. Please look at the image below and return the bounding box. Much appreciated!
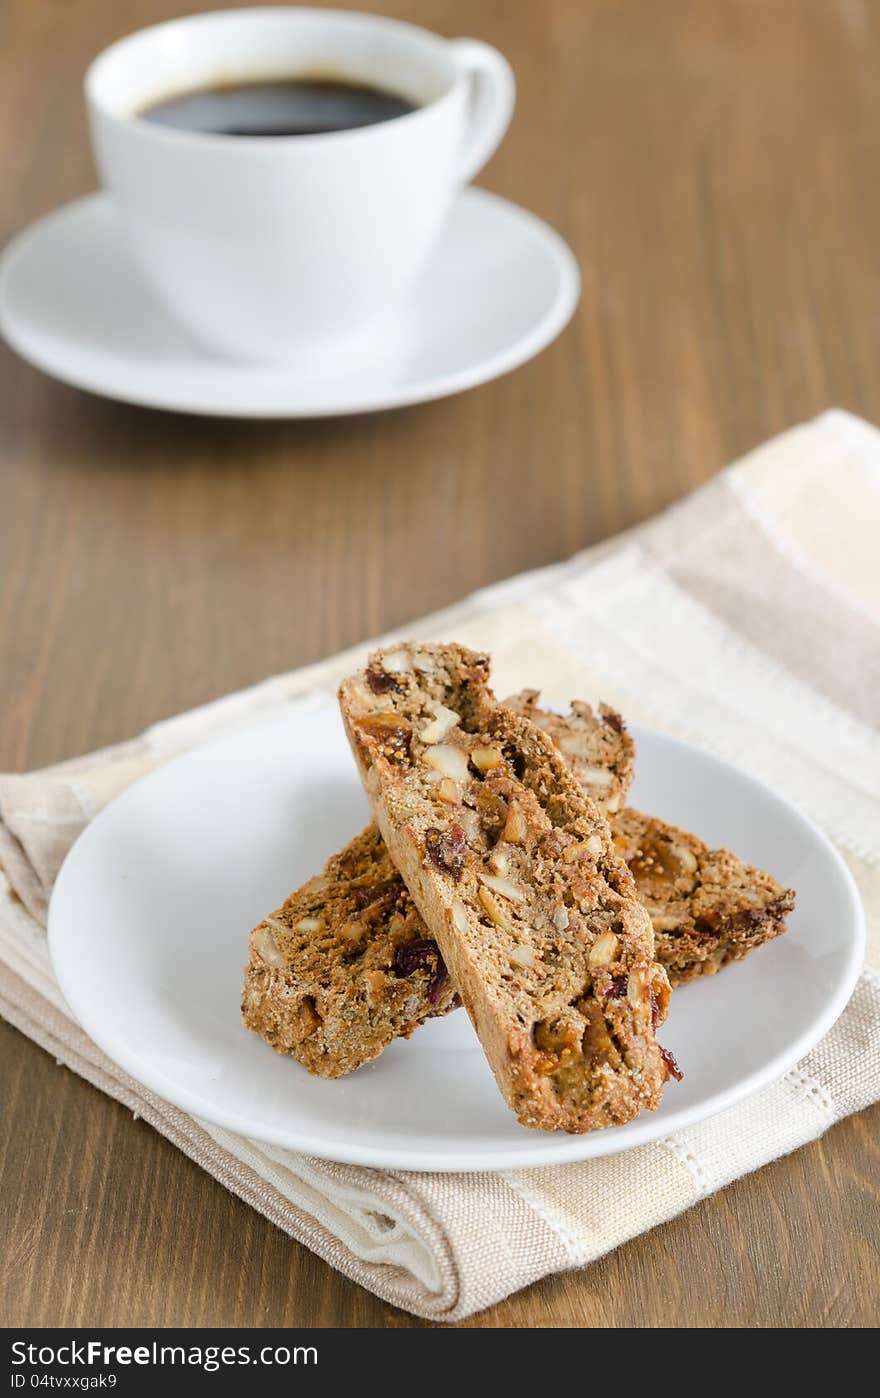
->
[47,698,864,1173]
[0,189,579,418]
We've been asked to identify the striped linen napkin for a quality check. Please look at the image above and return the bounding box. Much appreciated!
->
[1,409,877,1321]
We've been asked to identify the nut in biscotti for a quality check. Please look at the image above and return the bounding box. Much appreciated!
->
[339,642,676,1134]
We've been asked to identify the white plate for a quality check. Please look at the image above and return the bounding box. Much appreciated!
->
[0,189,579,418]
[48,698,863,1171]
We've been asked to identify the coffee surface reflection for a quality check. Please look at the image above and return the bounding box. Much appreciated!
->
[139,77,417,138]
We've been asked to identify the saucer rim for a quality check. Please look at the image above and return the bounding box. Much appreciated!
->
[0,187,581,418]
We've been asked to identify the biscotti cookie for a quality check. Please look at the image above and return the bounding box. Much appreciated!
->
[612,809,795,984]
[241,823,459,1078]
[339,643,675,1133]
[243,690,630,1079]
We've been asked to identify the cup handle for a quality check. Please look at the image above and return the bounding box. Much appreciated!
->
[448,39,515,185]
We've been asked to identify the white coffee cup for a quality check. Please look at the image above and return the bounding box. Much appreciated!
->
[85,7,515,364]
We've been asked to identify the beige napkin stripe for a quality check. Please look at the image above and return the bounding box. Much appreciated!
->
[641,476,880,727]
[728,466,880,628]
[503,1141,699,1267]
[733,410,880,620]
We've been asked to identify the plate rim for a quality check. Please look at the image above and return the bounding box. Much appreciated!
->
[47,711,866,1171]
[0,188,581,419]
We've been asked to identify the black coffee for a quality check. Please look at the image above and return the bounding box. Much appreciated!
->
[139,76,416,137]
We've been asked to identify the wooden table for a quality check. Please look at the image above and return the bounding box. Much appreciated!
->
[2,0,878,1328]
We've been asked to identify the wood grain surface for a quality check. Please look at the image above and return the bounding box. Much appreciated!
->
[1,0,878,1328]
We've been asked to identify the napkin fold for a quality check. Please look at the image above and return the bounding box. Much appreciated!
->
[2,409,878,1321]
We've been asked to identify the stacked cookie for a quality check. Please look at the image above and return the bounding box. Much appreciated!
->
[242,644,794,1133]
